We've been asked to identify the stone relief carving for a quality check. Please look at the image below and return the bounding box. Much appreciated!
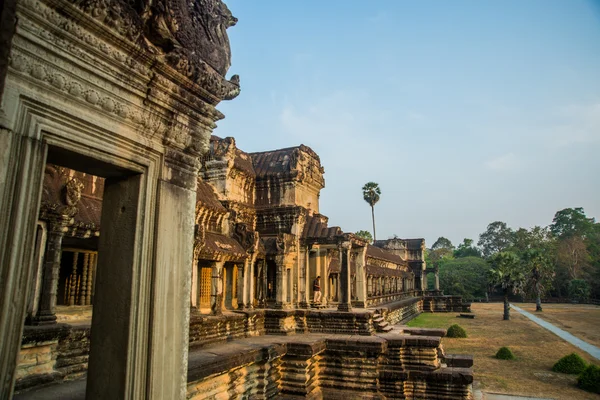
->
[233,223,257,253]
[67,0,241,98]
[64,178,84,207]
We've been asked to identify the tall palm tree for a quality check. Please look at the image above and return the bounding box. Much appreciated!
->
[488,251,525,320]
[362,182,381,241]
[522,249,554,312]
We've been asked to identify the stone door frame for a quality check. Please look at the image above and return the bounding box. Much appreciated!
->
[0,95,190,399]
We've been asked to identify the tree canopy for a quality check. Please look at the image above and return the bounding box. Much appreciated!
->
[478,221,514,258]
[550,207,595,239]
[362,182,381,207]
[355,230,373,243]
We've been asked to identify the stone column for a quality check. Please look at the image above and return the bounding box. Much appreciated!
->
[314,248,322,304]
[336,273,341,302]
[190,248,200,309]
[435,270,440,291]
[300,248,310,308]
[337,242,352,312]
[79,252,89,305]
[236,263,244,309]
[245,255,255,309]
[31,215,71,325]
[354,247,367,308]
[210,261,224,315]
[68,251,79,306]
[86,253,95,305]
[275,257,286,308]
[321,249,329,306]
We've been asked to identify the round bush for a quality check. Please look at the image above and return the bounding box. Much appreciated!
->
[446,324,467,338]
[552,353,587,374]
[495,346,515,360]
[577,364,600,394]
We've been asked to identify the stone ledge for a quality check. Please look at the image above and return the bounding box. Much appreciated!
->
[445,354,474,368]
[401,327,447,337]
[21,324,72,345]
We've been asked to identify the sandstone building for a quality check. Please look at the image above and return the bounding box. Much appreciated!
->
[0,0,472,398]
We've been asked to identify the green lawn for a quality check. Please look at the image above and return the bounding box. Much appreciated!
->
[406,312,457,329]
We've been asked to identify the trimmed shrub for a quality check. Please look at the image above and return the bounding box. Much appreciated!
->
[552,353,587,374]
[495,346,515,360]
[446,324,467,338]
[577,364,600,394]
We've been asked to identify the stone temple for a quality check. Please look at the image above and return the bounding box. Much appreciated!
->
[0,0,473,398]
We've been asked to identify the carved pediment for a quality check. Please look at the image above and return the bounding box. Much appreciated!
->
[69,0,240,99]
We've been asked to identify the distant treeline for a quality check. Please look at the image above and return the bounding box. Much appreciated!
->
[426,207,600,303]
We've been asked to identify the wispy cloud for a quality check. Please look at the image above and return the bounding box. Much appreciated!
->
[485,152,519,171]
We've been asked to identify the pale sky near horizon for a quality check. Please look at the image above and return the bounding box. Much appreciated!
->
[215,0,600,247]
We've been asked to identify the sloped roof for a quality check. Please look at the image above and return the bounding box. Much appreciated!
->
[196,180,227,213]
[250,144,320,179]
[365,265,411,277]
[209,135,255,177]
[366,245,405,265]
[302,214,342,239]
[200,232,247,262]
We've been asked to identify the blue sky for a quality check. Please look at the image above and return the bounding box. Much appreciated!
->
[216,0,600,247]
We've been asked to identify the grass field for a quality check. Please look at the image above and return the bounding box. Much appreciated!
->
[407,303,600,400]
[516,303,600,348]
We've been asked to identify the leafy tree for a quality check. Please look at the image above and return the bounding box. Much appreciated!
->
[521,249,554,311]
[488,252,525,320]
[568,279,590,302]
[429,237,454,267]
[432,237,454,250]
[478,221,514,258]
[438,256,489,300]
[550,207,595,239]
[586,223,600,298]
[454,238,481,258]
[556,236,590,280]
[362,182,381,241]
[511,226,553,254]
[354,230,373,243]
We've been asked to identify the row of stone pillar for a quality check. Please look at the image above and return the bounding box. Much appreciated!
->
[191,255,264,315]
[367,275,413,297]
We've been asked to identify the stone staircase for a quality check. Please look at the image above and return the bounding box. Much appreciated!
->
[372,312,393,333]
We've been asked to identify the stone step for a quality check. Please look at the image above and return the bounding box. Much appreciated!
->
[378,325,393,333]
[372,317,385,323]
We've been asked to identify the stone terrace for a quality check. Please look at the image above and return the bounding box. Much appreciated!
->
[16,329,473,400]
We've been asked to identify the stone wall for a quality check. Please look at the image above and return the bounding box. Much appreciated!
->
[186,334,473,399]
[188,310,265,349]
[375,297,423,325]
[265,309,375,336]
[422,296,471,313]
[17,310,266,391]
[15,325,90,392]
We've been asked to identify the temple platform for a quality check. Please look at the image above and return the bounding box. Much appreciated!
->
[15,296,473,396]
[16,328,473,400]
